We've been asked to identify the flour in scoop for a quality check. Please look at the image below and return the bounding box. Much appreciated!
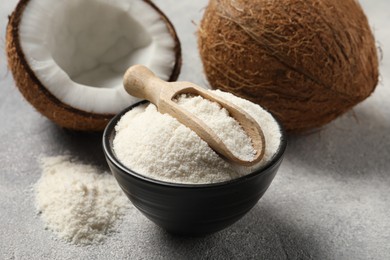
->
[35,155,130,245]
[113,90,281,184]
[175,94,256,162]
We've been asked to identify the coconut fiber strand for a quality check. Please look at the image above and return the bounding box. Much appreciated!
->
[198,0,379,132]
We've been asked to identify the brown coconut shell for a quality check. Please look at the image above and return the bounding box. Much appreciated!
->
[6,0,182,132]
[198,0,379,132]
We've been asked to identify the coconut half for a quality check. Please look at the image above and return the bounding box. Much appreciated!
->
[7,0,181,131]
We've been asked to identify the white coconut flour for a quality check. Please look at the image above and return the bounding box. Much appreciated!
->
[113,90,281,184]
[175,93,256,162]
[35,155,130,245]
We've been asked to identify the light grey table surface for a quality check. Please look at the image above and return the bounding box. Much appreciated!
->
[1,1,389,259]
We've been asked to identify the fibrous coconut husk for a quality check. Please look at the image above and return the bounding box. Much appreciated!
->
[198,0,379,132]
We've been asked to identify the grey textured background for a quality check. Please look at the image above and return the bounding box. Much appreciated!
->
[1,0,389,259]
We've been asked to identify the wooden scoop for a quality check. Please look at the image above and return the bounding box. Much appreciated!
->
[123,65,265,166]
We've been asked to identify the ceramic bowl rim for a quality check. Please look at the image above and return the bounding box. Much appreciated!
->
[103,100,287,189]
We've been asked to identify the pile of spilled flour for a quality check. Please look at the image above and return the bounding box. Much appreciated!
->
[113,90,282,184]
[35,155,130,245]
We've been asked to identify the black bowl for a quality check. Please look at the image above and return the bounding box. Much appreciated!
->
[103,101,287,236]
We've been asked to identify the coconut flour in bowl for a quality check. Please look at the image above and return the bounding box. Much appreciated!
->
[113,90,281,184]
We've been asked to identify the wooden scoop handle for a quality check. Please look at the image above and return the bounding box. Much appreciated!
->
[123,65,173,106]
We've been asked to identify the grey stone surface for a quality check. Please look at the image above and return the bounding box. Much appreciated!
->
[1,1,389,259]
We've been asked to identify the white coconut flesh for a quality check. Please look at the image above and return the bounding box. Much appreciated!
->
[19,0,176,114]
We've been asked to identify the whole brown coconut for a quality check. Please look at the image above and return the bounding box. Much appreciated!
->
[7,0,181,131]
[198,0,379,132]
